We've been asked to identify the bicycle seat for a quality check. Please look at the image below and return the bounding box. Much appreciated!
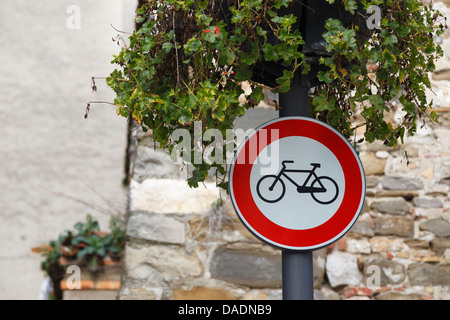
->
[282,160,295,166]
[311,163,321,168]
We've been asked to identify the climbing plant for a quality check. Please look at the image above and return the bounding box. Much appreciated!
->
[95,0,446,190]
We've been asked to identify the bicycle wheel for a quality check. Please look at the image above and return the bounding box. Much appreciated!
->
[310,176,339,205]
[256,175,286,203]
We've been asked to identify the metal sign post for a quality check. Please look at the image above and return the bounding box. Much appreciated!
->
[279,74,313,300]
[282,250,314,300]
[228,76,365,302]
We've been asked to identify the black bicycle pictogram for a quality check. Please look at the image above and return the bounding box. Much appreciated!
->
[256,160,339,205]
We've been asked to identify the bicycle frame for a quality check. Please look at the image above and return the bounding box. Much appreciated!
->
[270,161,327,193]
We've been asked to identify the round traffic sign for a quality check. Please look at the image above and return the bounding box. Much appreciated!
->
[229,117,366,251]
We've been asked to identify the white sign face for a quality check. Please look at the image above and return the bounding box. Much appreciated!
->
[250,136,346,230]
[229,117,366,251]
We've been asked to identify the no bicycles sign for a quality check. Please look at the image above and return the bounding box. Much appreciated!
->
[229,117,366,251]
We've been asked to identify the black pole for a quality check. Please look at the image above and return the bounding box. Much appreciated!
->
[282,250,314,300]
[279,73,314,300]
[279,73,310,118]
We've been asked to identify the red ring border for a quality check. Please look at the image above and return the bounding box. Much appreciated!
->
[229,117,366,251]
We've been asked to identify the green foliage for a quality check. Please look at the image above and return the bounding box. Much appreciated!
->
[40,241,64,280]
[106,0,306,189]
[314,0,446,146]
[105,0,446,189]
[40,215,126,277]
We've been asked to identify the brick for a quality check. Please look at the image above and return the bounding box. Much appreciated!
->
[101,257,122,267]
[337,238,347,251]
[60,280,94,290]
[343,287,373,298]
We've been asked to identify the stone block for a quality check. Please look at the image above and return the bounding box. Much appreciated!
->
[188,206,247,242]
[346,239,371,254]
[133,146,185,182]
[444,249,450,261]
[434,161,450,181]
[127,211,185,244]
[119,285,164,300]
[363,255,406,286]
[172,287,237,300]
[210,248,282,288]
[413,197,443,208]
[347,220,374,238]
[370,197,411,215]
[63,290,118,300]
[360,152,386,176]
[431,238,450,255]
[370,237,405,252]
[404,239,429,250]
[129,178,220,214]
[313,249,327,288]
[125,244,203,279]
[407,263,450,286]
[381,176,424,190]
[375,190,418,200]
[419,218,450,237]
[373,217,414,237]
[375,292,422,300]
[365,176,380,188]
[325,252,362,288]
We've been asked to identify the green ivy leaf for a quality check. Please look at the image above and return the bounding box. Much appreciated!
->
[381,49,397,68]
[276,70,294,93]
[250,86,265,102]
[262,43,278,61]
[162,42,173,53]
[184,38,202,53]
[344,0,358,15]
[369,95,386,111]
[218,47,236,66]
[178,107,193,124]
[235,64,252,81]
[317,71,334,84]
[383,34,398,46]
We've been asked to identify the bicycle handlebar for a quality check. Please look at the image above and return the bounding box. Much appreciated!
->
[282,160,295,166]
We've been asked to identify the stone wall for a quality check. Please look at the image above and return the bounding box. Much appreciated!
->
[118,1,450,300]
